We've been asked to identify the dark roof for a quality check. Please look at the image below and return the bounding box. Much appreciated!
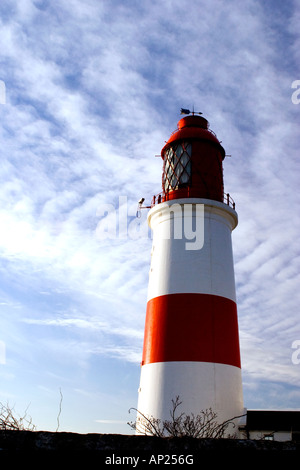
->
[246,410,300,431]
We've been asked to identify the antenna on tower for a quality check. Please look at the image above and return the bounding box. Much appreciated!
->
[180,108,203,116]
[136,198,145,218]
[136,197,151,217]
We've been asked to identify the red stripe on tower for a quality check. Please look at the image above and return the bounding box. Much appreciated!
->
[142,293,241,367]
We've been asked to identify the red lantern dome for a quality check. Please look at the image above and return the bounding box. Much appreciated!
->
[160,115,225,202]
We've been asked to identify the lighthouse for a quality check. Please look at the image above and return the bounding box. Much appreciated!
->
[137,111,244,436]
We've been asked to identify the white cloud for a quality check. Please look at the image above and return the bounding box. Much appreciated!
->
[0,0,299,432]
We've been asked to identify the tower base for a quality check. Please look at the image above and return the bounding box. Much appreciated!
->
[137,361,244,437]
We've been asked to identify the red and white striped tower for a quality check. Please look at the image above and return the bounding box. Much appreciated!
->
[137,112,244,434]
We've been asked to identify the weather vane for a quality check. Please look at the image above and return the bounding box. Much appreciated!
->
[180,108,202,116]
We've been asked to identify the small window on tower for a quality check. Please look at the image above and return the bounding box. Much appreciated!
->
[163,142,191,193]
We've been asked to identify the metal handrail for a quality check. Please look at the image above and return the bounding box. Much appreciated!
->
[224,192,236,209]
[151,191,235,209]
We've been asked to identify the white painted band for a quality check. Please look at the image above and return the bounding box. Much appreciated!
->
[137,361,244,432]
[147,199,238,302]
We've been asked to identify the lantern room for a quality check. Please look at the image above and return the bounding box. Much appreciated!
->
[159,114,226,203]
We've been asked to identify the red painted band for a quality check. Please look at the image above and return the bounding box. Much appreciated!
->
[142,293,241,368]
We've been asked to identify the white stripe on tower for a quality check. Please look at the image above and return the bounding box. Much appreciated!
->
[137,198,244,431]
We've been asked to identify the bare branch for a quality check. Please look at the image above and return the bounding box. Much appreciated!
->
[0,401,36,431]
[128,407,164,437]
[56,388,63,432]
[128,397,246,439]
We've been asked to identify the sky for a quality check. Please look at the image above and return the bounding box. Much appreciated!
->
[0,0,299,435]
